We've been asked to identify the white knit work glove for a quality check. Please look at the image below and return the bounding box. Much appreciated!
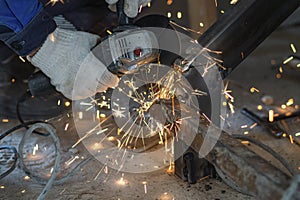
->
[106,0,151,18]
[28,28,119,100]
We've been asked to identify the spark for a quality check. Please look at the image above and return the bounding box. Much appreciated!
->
[80,102,93,106]
[230,0,239,5]
[241,52,245,59]
[283,133,287,137]
[32,144,39,156]
[23,176,30,181]
[49,33,55,42]
[72,122,109,148]
[100,113,106,118]
[47,0,64,6]
[64,123,69,131]
[268,110,274,122]
[19,56,26,63]
[244,131,249,135]
[289,135,294,144]
[257,105,263,111]
[142,181,148,194]
[0,186,5,189]
[167,12,172,18]
[78,112,83,119]
[138,5,143,13]
[250,123,257,129]
[106,30,112,35]
[116,174,127,186]
[96,110,100,119]
[98,101,108,108]
[228,102,235,114]
[241,125,248,129]
[223,82,234,102]
[286,98,294,106]
[177,12,182,19]
[283,56,294,65]
[65,101,71,107]
[199,22,204,27]
[279,66,283,73]
[290,44,297,53]
[2,119,9,123]
[170,21,203,35]
[167,0,173,5]
[295,132,300,137]
[112,107,126,118]
[21,190,26,194]
[241,141,250,145]
[250,87,260,93]
[65,156,79,167]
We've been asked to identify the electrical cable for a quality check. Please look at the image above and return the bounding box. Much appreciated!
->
[0,146,18,180]
[18,123,60,200]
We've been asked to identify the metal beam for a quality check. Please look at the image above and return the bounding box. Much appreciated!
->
[198,0,300,76]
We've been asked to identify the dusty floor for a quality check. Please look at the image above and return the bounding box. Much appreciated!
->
[1,9,300,200]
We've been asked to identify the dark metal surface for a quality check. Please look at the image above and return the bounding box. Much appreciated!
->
[241,108,284,138]
[175,126,296,199]
[198,0,300,76]
[175,0,300,198]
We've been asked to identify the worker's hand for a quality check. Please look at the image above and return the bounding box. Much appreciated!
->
[27,28,119,100]
[106,0,151,18]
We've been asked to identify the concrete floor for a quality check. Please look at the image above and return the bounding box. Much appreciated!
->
[1,8,300,200]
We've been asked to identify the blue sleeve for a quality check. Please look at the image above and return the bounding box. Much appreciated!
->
[0,0,42,33]
[0,0,56,56]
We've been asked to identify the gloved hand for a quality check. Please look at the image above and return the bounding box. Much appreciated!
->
[105,0,151,18]
[27,28,119,100]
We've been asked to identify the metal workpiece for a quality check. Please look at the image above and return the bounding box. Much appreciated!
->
[198,0,300,75]
[184,129,295,199]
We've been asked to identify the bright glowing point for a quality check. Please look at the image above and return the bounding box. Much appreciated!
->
[230,0,239,4]
[106,30,112,35]
[177,12,182,19]
[286,98,294,106]
[2,119,9,123]
[290,43,297,53]
[283,56,294,65]
[268,110,274,122]
[167,12,172,18]
[167,0,173,5]
[250,87,259,93]
[257,105,263,111]
[19,56,26,63]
